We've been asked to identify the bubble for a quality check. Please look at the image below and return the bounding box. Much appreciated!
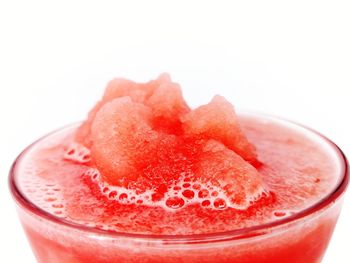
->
[67,149,75,155]
[214,198,227,209]
[201,200,211,207]
[273,210,295,218]
[119,193,128,200]
[211,191,219,197]
[165,197,185,209]
[198,189,209,198]
[108,191,118,199]
[182,183,191,188]
[182,190,195,199]
[192,183,201,190]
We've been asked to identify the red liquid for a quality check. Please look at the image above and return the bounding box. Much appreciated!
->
[11,114,347,263]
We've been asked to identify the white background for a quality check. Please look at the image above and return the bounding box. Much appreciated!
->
[0,1,349,262]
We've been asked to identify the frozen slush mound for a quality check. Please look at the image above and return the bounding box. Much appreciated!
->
[76,74,265,209]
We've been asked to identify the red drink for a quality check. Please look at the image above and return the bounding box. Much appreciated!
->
[9,75,348,263]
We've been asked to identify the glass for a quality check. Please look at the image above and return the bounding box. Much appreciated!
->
[9,113,349,263]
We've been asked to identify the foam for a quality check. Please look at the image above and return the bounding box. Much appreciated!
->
[84,167,268,211]
[60,141,267,211]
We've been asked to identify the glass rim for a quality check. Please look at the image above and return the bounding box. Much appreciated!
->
[9,112,349,244]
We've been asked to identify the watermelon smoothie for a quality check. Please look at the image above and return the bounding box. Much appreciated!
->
[9,75,348,263]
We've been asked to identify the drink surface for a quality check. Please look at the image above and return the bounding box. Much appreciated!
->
[17,114,340,235]
[12,75,346,263]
